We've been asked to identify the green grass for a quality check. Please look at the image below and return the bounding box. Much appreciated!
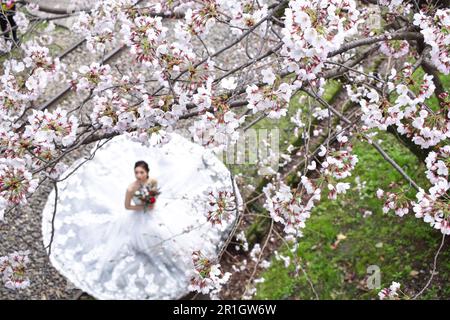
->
[254,131,450,300]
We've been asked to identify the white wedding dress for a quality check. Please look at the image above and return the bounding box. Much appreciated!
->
[41,132,241,300]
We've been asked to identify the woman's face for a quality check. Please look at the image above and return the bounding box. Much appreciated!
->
[134,166,148,181]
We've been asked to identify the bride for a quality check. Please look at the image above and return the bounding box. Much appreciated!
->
[41,132,241,300]
[124,160,158,213]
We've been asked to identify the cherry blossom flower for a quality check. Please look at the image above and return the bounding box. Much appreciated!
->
[290,108,305,137]
[71,63,112,93]
[249,243,261,263]
[379,0,409,11]
[45,162,69,180]
[0,158,38,211]
[189,107,245,152]
[263,180,320,237]
[90,91,132,133]
[378,281,401,300]
[234,230,249,252]
[201,186,236,227]
[188,250,231,295]
[223,0,268,36]
[328,182,351,200]
[413,186,450,235]
[418,74,436,102]
[184,3,218,36]
[13,12,30,34]
[261,68,276,85]
[351,68,447,150]
[413,9,450,74]
[425,146,450,185]
[72,0,135,53]
[363,210,373,218]
[220,77,237,90]
[192,77,214,111]
[381,191,410,217]
[376,188,384,199]
[25,107,79,147]
[280,0,360,80]
[121,15,168,66]
[246,82,293,119]
[379,40,409,58]
[0,250,31,290]
[320,142,358,180]
[126,127,171,147]
[20,41,64,96]
[274,250,291,268]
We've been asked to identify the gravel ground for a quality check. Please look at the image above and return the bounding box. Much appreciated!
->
[0,1,265,299]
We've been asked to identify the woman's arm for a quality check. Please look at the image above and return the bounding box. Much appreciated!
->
[124,188,145,211]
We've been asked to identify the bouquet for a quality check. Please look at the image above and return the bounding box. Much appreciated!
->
[134,184,161,212]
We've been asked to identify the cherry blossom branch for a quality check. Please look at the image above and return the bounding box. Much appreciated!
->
[302,87,421,191]
[328,30,423,58]
[412,234,447,299]
[44,181,58,256]
[217,166,244,261]
[150,0,289,96]
[241,219,273,299]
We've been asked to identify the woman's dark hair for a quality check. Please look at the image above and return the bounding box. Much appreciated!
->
[134,160,150,178]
